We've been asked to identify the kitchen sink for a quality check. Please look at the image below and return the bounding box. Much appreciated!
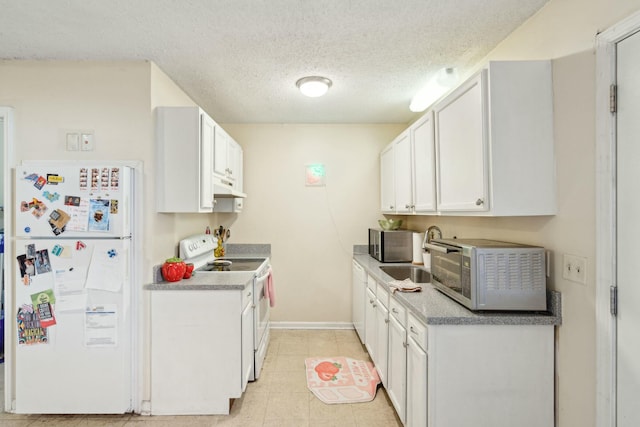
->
[380,266,431,283]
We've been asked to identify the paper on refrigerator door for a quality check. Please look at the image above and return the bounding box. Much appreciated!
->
[84,304,117,347]
[85,246,125,292]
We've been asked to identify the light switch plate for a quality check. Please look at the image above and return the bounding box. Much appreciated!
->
[66,133,79,151]
[81,133,94,151]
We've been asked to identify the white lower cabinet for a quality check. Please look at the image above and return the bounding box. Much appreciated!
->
[241,289,255,390]
[150,285,254,415]
[387,299,407,424]
[374,285,390,387]
[406,313,428,427]
[365,290,554,427]
[364,287,377,358]
[351,260,366,343]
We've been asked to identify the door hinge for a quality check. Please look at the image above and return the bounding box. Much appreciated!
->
[610,286,618,316]
[610,84,617,113]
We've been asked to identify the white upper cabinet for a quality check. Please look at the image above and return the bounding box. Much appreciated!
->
[435,72,487,212]
[156,106,245,213]
[434,60,556,216]
[214,126,243,192]
[380,111,437,215]
[156,106,216,213]
[393,130,412,213]
[381,113,437,215]
[380,143,395,213]
[410,112,437,213]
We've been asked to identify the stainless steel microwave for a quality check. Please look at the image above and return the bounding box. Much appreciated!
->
[368,229,413,262]
[425,238,547,311]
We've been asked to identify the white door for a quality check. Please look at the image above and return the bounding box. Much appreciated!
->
[406,335,427,427]
[380,144,395,213]
[374,300,389,386]
[14,238,131,413]
[616,29,640,427]
[387,314,406,424]
[364,287,377,358]
[435,72,488,212]
[393,131,412,213]
[411,111,436,213]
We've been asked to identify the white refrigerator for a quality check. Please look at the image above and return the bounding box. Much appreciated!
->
[12,163,134,414]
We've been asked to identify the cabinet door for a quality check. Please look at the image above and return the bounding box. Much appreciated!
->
[232,143,243,191]
[406,336,427,427]
[214,126,229,177]
[364,288,377,359]
[393,131,412,213]
[435,71,488,212]
[411,112,436,213]
[227,139,240,184]
[387,314,407,423]
[352,261,365,344]
[374,301,389,387]
[200,113,216,209]
[380,144,395,213]
[241,300,254,391]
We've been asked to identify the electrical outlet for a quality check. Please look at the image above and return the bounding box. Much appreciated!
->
[562,254,587,284]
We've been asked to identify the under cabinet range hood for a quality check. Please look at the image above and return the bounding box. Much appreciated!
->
[213,176,247,198]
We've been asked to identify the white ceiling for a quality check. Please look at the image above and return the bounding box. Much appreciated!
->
[0,0,549,124]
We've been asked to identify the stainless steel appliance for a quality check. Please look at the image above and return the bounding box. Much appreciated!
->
[179,234,271,380]
[425,238,547,311]
[368,228,413,262]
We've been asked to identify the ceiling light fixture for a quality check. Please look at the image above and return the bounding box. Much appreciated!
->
[409,67,459,112]
[296,76,332,97]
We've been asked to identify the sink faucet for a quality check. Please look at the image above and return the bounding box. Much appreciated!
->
[423,225,442,248]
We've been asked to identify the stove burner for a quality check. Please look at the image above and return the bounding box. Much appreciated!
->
[196,258,266,273]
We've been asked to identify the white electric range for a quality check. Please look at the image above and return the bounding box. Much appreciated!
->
[179,234,272,380]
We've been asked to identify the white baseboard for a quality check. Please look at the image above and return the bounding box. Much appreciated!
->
[269,321,354,330]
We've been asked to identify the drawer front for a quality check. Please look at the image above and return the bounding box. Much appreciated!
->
[376,283,389,308]
[407,312,427,351]
[389,297,407,327]
[242,282,254,308]
[367,274,377,292]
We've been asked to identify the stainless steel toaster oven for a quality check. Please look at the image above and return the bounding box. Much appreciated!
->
[425,238,547,311]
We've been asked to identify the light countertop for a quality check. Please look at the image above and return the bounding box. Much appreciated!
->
[145,243,270,291]
[353,252,562,326]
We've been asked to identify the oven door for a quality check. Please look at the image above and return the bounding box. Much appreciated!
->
[425,242,467,298]
[254,266,271,379]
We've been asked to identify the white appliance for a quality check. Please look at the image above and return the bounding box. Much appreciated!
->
[12,163,135,414]
[179,234,271,380]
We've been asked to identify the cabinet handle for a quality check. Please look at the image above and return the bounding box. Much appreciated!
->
[410,326,418,335]
[247,292,252,297]
[385,319,390,324]
[403,341,408,348]
[392,308,399,314]
[251,304,256,309]
[369,299,375,304]
[475,198,484,206]
[373,303,377,308]
[405,204,411,209]
[389,205,394,210]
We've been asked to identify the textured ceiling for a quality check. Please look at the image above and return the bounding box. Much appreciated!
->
[0,0,548,124]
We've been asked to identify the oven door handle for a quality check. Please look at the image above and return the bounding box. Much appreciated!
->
[256,268,271,282]
[424,243,459,253]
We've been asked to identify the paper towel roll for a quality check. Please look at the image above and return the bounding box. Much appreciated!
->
[412,232,425,265]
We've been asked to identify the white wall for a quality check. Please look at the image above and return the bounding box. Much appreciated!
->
[223,124,404,323]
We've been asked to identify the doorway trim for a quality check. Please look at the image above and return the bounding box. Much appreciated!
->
[595,10,640,427]
[0,106,15,412]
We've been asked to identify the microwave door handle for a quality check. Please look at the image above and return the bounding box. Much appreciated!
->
[424,243,459,254]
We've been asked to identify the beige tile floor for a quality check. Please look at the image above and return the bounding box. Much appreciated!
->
[0,329,402,426]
